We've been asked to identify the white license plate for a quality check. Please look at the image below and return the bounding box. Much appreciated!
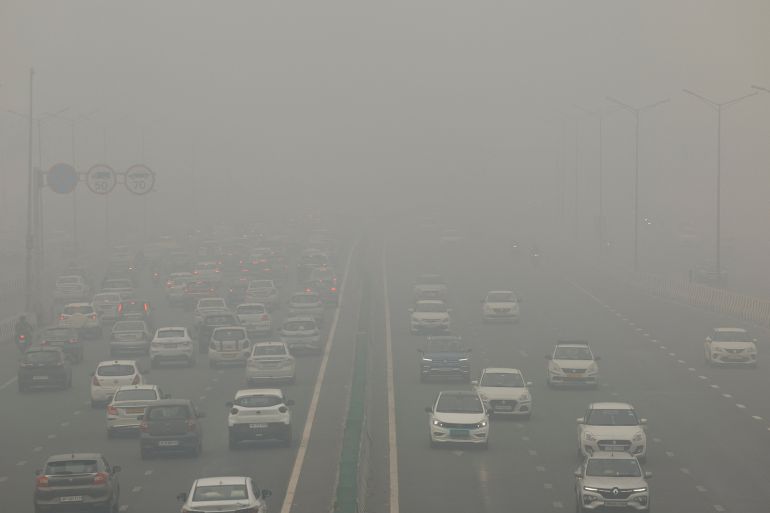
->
[60,496,83,502]
[249,423,268,429]
[158,440,179,446]
[33,376,49,381]
[495,405,513,411]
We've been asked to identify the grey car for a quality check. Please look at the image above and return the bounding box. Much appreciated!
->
[139,399,205,459]
[34,453,121,513]
[109,320,151,357]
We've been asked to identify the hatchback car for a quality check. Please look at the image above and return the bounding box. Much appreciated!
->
[106,384,168,437]
[705,327,758,367]
[150,327,196,367]
[116,300,154,330]
[18,347,72,392]
[280,317,322,353]
[426,390,489,448]
[236,303,272,337]
[34,453,121,513]
[481,290,520,322]
[473,368,532,417]
[577,402,647,460]
[90,360,144,407]
[246,341,296,384]
[287,291,324,325]
[58,303,102,339]
[575,452,651,512]
[177,476,270,513]
[209,326,251,367]
[196,311,240,353]
[547,341,600,388]
[91,292,122,321]
[39,326,83,363]
[227,388,294,448]
[139,399,205,459]
[109,320,151,356]
[410,300,452,334]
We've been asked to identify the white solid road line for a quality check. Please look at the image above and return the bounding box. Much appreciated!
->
[280,244,356,513]
[382,249,400,513]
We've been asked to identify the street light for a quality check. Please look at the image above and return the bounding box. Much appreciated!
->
[606,95,669,271]
[682,88,758,283]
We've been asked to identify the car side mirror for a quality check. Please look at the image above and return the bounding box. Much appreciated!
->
[640,418,647,425]
[177,492,188,502]
[286,399,295,406]
[112,465,121,473]
[424,406,433,413]
[471,380,478,386]
[644,471,653,479]
[261,489,272,499]
[576,417,584,424]
[545,355,552,360]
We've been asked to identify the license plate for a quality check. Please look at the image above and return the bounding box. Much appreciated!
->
[495,405,513,411]
[249,423,268,429]
[222,353,238,358]
[33,376,49,381]
[158,440,179,447]
[126,408,145,414]
[60,496,83,502]
[449,429,469,438]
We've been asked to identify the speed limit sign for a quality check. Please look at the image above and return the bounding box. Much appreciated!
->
[85,164,117,194]
[124,164,155,195]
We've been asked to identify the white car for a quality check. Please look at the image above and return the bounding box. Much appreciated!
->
[208,326,251,367]
[53,275,89,302]
[150,327,196,367]
[246,342,296,384]
[90,360,144,408]
[410,300,451,334]
[426,390,489,448]
[227,388,294,448]
[287,291,324,324]
[473,368,532,417]
[575,452,651,512]
[194,297,229,323]
[705,327,757,367]
[481,290,520,322]
[577,402,647,460]
[58,303,102,339]
[165,272,194,305]
[193,261,222,283]
[546,341,600,388]
[237,303,272,336]
[178,476,271,513]
[280,317,322,353]
[92,292,122,321]
[106,384,167,437]
[413,274,447,300]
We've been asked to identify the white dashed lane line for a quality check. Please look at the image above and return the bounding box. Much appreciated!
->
[119,505,129,512]
[16,460,26,466]
[0,476,7,483]
[736,404,747,409]
[713,505,726,512]
[722,393,733,398]
[696,485,708,492]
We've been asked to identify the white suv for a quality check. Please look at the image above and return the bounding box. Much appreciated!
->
[577,402,647,460]
[481,290,520,322]
[209,326,251,367]
[410,300,451,334]
[236,303,272,337]
[705,327,757,367]
[547,341,599,388]
[150,327,196,368]
[90,360,144,408]
[473,368,531,417]
[227,388,294,448]
[575,452,651,512]
[426,390,489,448]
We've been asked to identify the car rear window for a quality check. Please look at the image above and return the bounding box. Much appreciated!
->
[283,320,316,331]
[147,405,190,420]
[113,321,145,331]
[24,351,61,364]
[213,328,246,341]
[199,299,225,308]
[45,460,98,475]
[253,345,287,356]
[97,364,136,377]
[205,315,236,325]
[114,389,157,402]
[235,395,283,408]
[44,329,72,341]
[291,294,319,304]
[157,329,185,338]
[94,293,120,303]
[192,484,248,502]
[63,305,94,315]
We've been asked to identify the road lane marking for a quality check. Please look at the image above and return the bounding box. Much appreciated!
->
[280,244,355,513]
[528,449,537,456]
[736,404,746,409]
[382,247,400,513]
[0,477,7,483]
[522,436,530,441]
[722,393,732,398]
[668,353,676,357]
[199,395,206,401]
[131,486,142,493]
[680,468,691,475]
[119,505,128,512]
[665,451,675,457]
[688,368,696,372]
[713,506,726,512]
[61,421,70,427]
[710,384,720,389]
[33,446,42,452]
[752,416,763,420]
[144,470,153,476]
[698,375,708,380]
[553,501,564,509]
[0,376,17,391]
[677,360,686,364]
[73,410,81,416]
[544,483,553,489]
[696,485,708,492]
[47,434,56,439]
[536,465,546,472]
[204,386,212,391]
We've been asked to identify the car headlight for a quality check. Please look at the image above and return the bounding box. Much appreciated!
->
[632,487,648,493]
[432,419,444,427]
[583,431,597,441]
[519,393,530,401]
[586,362,598,374]
[421,357,433,362]
[550,363,562,374]
[632,431,644,442]
[477,420,488,428]
[458,357,469,362]
[583,486,599,492]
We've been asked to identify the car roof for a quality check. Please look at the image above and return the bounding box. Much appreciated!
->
[58,275,83,280]
[555,341,590,347]
[481,367,522,374]
[416,299,445,305]
[157,326,186,331]
[588,451,638,460]
[194,476,248,487]
[115,384,158,391]
[437,390,479,398]
[254,341,286,347]
[234,388,284,399]
[47,453,103,463]
[589,402,634,410]
[96,359,138,367]
[64,302,92,307]
[213,325,245,331]
[427,335,461,342]
[714,327,747,333]
[487,290,514,295]
[238,303,266,308]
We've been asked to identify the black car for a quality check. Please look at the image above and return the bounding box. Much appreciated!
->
[117,300,154,330]
[39,327,83,363]
[139,399,205,459]
[418,335,471,383]
[34,453,121,513]
[196,312,240,353]
[18,347,72,392]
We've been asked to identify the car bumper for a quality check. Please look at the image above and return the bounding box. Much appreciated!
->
[34,493,114,511]
[18,371,68,388]
[150,348,194,361]
[581,441,646,458]
[209,350,250,364]
[141,433,200,451]
[430,427,488,444]
[107,415,143,431]
[282,337,322,351]
[421,366,469,378]
[229,422,290,441]
[411,323,450,333]
[548,373,598,386]
[483,311,519,321]
[485,400,531,416]
[91,386,120,402]
[710,354,757,366]
[110,341,150,354]
[579,492,650,511]
[246,366,295,381]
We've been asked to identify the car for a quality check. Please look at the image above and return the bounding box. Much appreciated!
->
[139,399,205,459]
[106,384,168,437]
[92,292,122,321]
[236,303,272,337]
[574,452,651,512]
[287,291,324,325]
[90,360,145,407]
[280,317,322,353]
[227,388,294,448]
[196,311,240,353]
[18,347,72,392]
[245,281,280,311]
[208,326,251,367]
[246,341,296,384]
[116,300,154,329]
[473,368,532,417]
[705,327,758,367]
[53,274,90,302]
[409,300,451,334]
[418,335,471,382]
[58,302,102,339]
[165,272,194,305]
[177,476,271,513]
[426,390,489,448]
[413,274,447,300]
[39,326,83,363]
[101,277,135,298]
[34,453,121,513]
[546,341,600,388]
[297,250,330,279]
[183,280,218,309]
[109,320,151,356]
[481,290,520,322]
[150,327,196,367]
[225,276,251,305]
[194,297,229,323]
[193,261,222,283]
[306,267,339,305]
[577,402,647,460]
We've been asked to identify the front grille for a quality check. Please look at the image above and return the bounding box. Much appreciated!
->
[563,368,586,374]
[726,348,744,354]
[443,422,479,429]
[597,440,631,451]
[597,488,634,500]
[490,400,518,410]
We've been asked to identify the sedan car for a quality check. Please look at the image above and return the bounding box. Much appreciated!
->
[410,300,451,334]
[177,476,270,513]
[90,360,144,407]
[194,297,229,324]
[92,292,122,321]
[577,402,647,460]
[227,388,294,448]
[413,274,447,300]
[116,300,154,330]
[18,347,72,392]
[150,327,196,367]
[705,327,758,367]
[287,291,324,325]
[58,303,102,339]
[39,326,83,363]
[245,282,279,311]
[473,368,532,417]
[575,452,651,512]
[426,390,489,448]
[139,399,205,459]
[106,384,168,437]
[34,453,121,513]
[546,341,600,388]
[236,303,272,337]
[481,290,520,322]
[109,320,151,356]
[418,335,471,382]
[246,341,296,384]
[208,326,251,367]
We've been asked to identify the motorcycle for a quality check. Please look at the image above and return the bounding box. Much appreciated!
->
[15,333,32,353]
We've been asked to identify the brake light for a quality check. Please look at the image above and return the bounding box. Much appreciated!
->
[193,271,199,275]
[93,472,109,485]
[139,420,148,432]
[41,339,48,345]
[92,375,100,386]
[59,315,65,321]
[107,405,118,416]
[36,475,49,488]
[144,303,149,312]
[260,314,269,321]
[90,313,98,320]
[305,288,312,293]
[117,304,123,313]
[19,334,26,341]
[131,374,141,385]
[68,339,77,344]
[186,419,197,432]
[330,287,337,292]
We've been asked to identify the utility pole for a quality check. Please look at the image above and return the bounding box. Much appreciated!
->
[683,88,758,284]
[25,68,35,316]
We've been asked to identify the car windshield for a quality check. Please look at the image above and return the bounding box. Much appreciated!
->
[44,328,72,341]
[45,460,98,475]
[199,299,225,308]
[113,321,145,332]
[253,345,287,356]
[24,351,61,364]
[712,331,752,342]
[585,458,642,478]
[63,305,94,315]
[554,346,593,360]
[205,315,237,325]
[147,405,190,420]
[235,395,283,408]
[114,389,157,402]
[192,484,249,502]
[238,305,265,314]
[586,409,639,426]
[435,393,484,414]
[487,292,515,302]
[94,293,120,303]
[480,372,525,387]
[417,275,444,285]
[416,302,447,313]
[291,294,319,304]
[213,329,246,341]
[283,320,316,331]
[97,364,136,377]
[157,329,186,338]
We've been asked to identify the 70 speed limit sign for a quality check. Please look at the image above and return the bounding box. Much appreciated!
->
[124,164,155,195]
[85,164,117,194]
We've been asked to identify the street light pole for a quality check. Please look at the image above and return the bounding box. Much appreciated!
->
[606,96,669,272]
[682,88,758,283]
[25,68,35,315]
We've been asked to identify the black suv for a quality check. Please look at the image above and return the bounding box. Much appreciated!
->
[40,327,83,363]
[418,335,472,383]
[196,312,240,353]
[34,453,121,513]
[139,399,205,459]
[18,347,72,392]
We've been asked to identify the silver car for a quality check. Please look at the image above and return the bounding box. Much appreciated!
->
[178,476,271,513]
[575,452,651,511]
[246,341,296,384]
[92,292,122,321]
[287,292,324,325]
[109,320,151,356]
[106,384,167,437]
[150,327,196,367]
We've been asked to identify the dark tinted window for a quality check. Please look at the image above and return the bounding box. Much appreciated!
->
[24,351,61,364]
[213,328,246,341]
[43,328,73,341]
[235,395,283,408]
[147,405,191,420]
[45,460,98,475]
[97,364,136,376]
[205,315,237,325]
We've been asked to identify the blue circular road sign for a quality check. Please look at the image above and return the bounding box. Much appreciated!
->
[47,163,79,194]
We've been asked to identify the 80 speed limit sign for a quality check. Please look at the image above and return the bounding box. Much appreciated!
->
[85,164,117,194]
[124,164,155,195]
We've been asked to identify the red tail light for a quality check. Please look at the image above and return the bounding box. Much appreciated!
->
[19,335,26,341]
[330,287,337,292]
[36,475,49,488]
[41,339,48,345]
[59,315,66,321]
[68,339,77,344]
[131,374,141,385]
[93,472,109,485]
[117,304,123,313]
[144,303,149,312]
[139,420,148,432]
[90,313,98,320]
[187,419,197,432]
[260,314,269,321]
[92,375,100,386]
[107,405,118,416]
